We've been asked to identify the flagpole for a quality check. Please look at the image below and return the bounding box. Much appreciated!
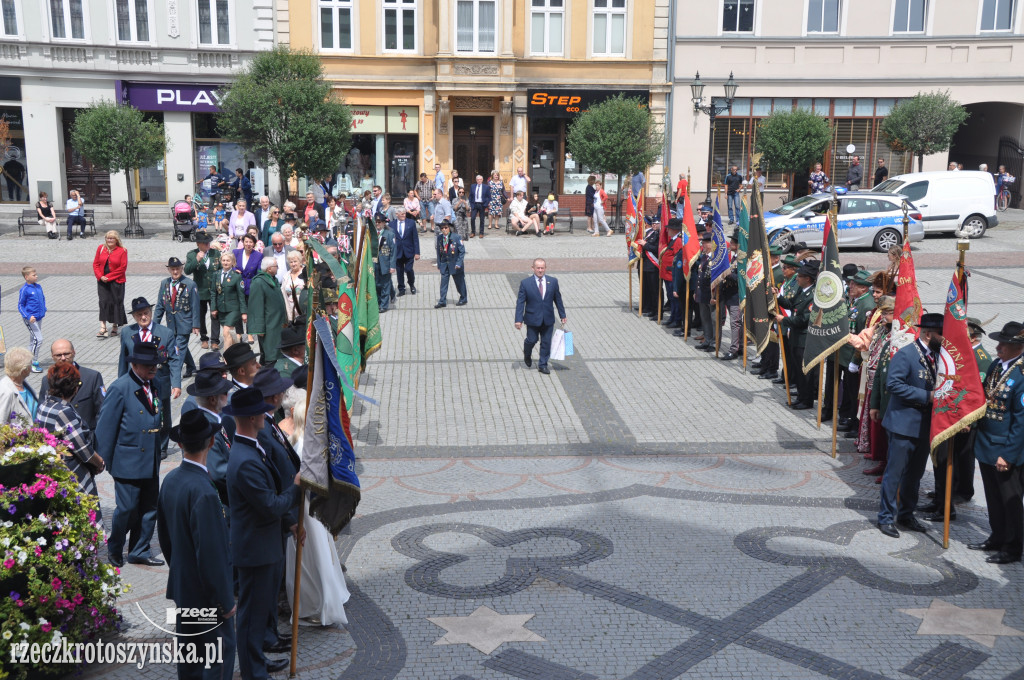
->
[816,365,824,430]
[683,286,691,341]
[778,328,792,406]
[742,316,748,371]
[638,261,644,319]
[943,238,970,548]
[831,352,840,458]
[657,280,663,324]
[714,287,721,357]
[628,263,633,313]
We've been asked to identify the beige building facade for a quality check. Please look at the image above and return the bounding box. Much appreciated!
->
[669,0,1024,202]
[284,0,670,204]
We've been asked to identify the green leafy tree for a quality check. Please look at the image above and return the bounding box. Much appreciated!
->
[70,101,167,208]
[880,90,969,172]
[567,94,663,224]
[217,47,352,201]
[754,109,832,195]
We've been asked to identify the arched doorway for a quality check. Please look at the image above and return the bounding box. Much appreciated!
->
[948,101,1024,172]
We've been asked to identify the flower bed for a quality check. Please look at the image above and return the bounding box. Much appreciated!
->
[0,423,126,679]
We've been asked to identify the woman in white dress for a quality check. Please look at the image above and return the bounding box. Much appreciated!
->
[282,390,350,627]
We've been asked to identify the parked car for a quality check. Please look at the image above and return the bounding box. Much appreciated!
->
[763,192,925,252]
[872,170,997,238]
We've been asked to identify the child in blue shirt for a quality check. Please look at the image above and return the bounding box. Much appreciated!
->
[17,266,46,372]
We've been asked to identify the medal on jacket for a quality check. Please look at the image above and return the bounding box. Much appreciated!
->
[987,355,1023,402]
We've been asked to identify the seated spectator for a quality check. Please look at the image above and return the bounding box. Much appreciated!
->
[510,191,539,237]
[213,201,228,233]
[65,189,87,240]
[540,194,559,235]
[526,191,543,233]
[36,192,58,239]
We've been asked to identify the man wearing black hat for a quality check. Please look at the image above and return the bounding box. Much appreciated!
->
[157,410,236,680]
[185,233,220,349]
[837,270,875,432]
[224,342,262,394]
[637,220,661,317]
[970,321,1024,563]
[876,313,945,538]
[435,219,467,308]
[374,215,396,313]
[225,388,302,678]
[751,246,786,379]
[185,368,234,507]
[776,264,817,408]
[694,233,716,351]
[118,297,175,454]
[181,351,229,414]
[274,326,306,379]
[717,231,742,360]
[96,341,166,568]
[155,256,201,382]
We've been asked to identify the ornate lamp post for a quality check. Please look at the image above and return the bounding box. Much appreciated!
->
[691,71,738,204]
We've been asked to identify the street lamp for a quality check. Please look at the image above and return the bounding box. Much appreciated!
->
[691,71,738,204]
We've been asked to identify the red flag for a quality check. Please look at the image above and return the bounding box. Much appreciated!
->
[660,191,670,228]
[680,181,701,280]
[930,269,987,450]
[889,240,922,357]
[625,190,643,267]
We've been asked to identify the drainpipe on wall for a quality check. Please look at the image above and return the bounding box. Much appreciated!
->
[663,0,676,195]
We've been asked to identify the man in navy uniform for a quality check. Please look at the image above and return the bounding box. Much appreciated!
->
[374,214,396,312]
[225,388,302,678]
[119,297,176,455]
[154,256,201,383]
[434,218,467,308]
[185,369,234,508]
[157,410,236,680]
[970,321,1024,564]
[96,341,166,567]
[390,207,420,296]
[515,258,567,375]
[876,313,944,538]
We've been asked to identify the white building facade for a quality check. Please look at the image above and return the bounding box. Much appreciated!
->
[0,0,275,215]
[669,0,1024,204]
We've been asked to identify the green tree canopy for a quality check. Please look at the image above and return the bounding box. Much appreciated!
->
[70,101,167,207]
[880,91,969,172]
[567,94,663,206]
[217,47,352,200]
[754,109,832,180]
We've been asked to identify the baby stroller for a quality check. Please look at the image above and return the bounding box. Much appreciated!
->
[171,201,198,242]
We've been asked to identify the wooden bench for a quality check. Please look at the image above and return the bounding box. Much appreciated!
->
[18,209,98,238]
[505,207,575,234]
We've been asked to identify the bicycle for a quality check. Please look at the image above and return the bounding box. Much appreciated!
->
[997,175,1015,212]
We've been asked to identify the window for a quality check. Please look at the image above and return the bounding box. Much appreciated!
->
[980,0,1014,30]
[320,0,352,50]
[2,0,18,35]
[593,0,625,56]
[899,181,928,202]
[383,0,415,51]
[456,0,495,53]
[806,0,839,33]
[197,0,230,44]
[530,0,563,54]
[893,0,925,32]
[722,0,754,32]
[116,0,149,42]
[49,0,85,39]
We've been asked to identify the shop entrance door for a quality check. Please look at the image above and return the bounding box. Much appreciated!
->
[452,116,494,182]
[61,109,111,205]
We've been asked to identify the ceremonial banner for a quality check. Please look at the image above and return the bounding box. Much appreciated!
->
[300,316,361,536]
[657,193,673,281]
[709,201,730,288]
[307,239,360,410]
[930,270,987,450]
[802,208,850,373]
[736,198,749,309]
[744,185,775,354]
[625,190,643,268]
[680,181,701,279]
[890,239,922,357]
[356,221,382,371]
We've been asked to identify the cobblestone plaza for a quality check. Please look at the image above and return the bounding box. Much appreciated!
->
[3,216,1024,679]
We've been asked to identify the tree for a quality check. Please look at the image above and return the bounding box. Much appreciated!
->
[880,91,969,172]
[567,94,663,226]
[754,109,831,196]
[70,101,167,208]
[217,47,352,201]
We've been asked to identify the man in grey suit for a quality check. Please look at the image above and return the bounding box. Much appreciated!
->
[41,339,104,432]
[514,258,567,375]
[154,256,200,383]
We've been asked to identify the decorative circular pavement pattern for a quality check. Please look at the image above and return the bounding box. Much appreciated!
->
[4,214,1023,679]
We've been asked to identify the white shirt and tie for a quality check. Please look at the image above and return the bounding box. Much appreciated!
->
[536,276,546,300]
[139,326,152,343]
[474,183,484,204]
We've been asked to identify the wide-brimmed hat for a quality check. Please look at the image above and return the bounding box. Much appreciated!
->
[284,213,298,222]
[197,351,227,373]
[988,321,1024,344]
[195,232,213,244]
[877,296,895,312]
[167,257,184,268]
[128,341,163,366]
[169,410,217,448]
[700,232,713,242]
[221,387,273,417]
[291,364,308,390]
[186,371,233,397]
[796,264,818,279]
[320,287,339,304]
[841,263,859,281]
[729,230,739,243]
[279,326,305,350]
[781,254,800,267]
[850,270,873,287]
[769,245,785,256]
[252,366,292,397]
[916,313,945,332]
[223,343,259,370]
[966,317,985,337]
[130,297,153,314]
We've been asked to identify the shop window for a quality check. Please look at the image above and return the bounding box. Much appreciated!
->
[593,0,625,56]
[1,107,28,203]
[134,112,166,203]
[456,0,496,53]
[197,0,230,45]
[830,118,871,185]
[49,0,85,40]
[980,0,1014,30]
[530,0,563,55]
[115,0,149,42]
[806,0,840,33]
[722,0,753,32]
[893,0,925,32]
[320,0,353,50]
[2,0,19,35]
[711,118,751,187]
[383,0,416,51]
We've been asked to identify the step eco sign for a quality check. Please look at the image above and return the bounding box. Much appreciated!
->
[526,89,649,118]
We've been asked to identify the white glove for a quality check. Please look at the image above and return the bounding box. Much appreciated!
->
[848,362,860,373]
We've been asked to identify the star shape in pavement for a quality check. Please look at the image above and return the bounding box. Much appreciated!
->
[428,605,545,655]
[900,599,1024,648]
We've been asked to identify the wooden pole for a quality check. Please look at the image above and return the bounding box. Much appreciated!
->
[289,495,306,677]
[816,362,824,430]
[657,278,663,324]
[942,439,954,549]
[683,283,691,341]
[831,353,840,458]
[628,264,633,312]
[638,261,644,319]
[742,315,748,372]
[778,327,792,406]
[714,287,721,357]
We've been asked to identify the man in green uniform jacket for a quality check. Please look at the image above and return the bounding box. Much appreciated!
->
[776,263,816,410]
[184,232,219,349]
[838,269,875,431]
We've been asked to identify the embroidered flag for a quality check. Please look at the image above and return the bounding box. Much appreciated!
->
[355,216,382,372]
[744,185,776,355]
[625,189,644,268]
[680,179,701,279]
[802,204,850,373]
[890,238,923,357]
[709,199,730,288]
[736,197,749,309]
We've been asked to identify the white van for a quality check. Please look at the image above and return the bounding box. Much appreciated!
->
[872,170,998,238]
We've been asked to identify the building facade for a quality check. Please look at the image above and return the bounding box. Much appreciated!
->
[670,0,1024,202]
[0,0,275,213]
[284,0,670,206]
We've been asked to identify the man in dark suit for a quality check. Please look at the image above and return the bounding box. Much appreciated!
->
[374,215,396,312]
[434,219,467,308]
[96,341,166,568]
[157,410,236,680]
[514,258,567,375]
[876,313,944,538]
[155,256,201,381]
[468,173,491,238]
[225,388,301,679]
[119,297,176,455]
[390,207,420,296]
[42,339,104,432]
[185,370,234,507]
[776,264,817,409]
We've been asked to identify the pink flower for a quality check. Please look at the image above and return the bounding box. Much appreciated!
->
[72,593,84,605]
[51,578,62,590]
[15,599,23,607]
[41,623,51,632]
[34,546,41,556]
[2,559,12,569]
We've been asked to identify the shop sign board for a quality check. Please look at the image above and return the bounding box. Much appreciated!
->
[117,81,224,113]
[350,106,386,133]
[526,89,649,118]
